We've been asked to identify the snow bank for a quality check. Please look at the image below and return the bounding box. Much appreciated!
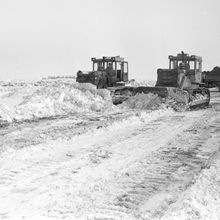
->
[0,81,113,123]
[119,93,187,111]
[119,93,163,110]
[161,154,220,220]
[0,78,183,124]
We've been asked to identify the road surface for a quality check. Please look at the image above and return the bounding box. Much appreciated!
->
[0,91,220,220]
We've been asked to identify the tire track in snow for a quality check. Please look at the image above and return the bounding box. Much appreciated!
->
[72,110,220,220]
[43,110,218,219]
[101,112,220,219]
[0,106,219,219]
[0,109,173,219]
[0,110,136,154]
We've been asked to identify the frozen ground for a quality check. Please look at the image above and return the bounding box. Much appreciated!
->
[0,81,220,220]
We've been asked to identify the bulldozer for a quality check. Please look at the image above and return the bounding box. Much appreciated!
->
[113,52,210,109]
[76,56,129,88]
[76,52,210,109]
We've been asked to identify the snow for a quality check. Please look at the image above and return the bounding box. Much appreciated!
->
[161,155,220,220]
[0,81,114,123]
[0,107,192,219]
[0,79,220,220]
[118,93,187,111]
[0,79,183,125]
[119,93,163,110]
[1,105,220,219]
[160,116,220,220]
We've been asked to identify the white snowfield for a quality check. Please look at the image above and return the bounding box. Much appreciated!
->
[0,80,220,220]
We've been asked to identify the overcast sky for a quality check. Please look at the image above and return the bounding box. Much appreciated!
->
[0,0,220,81]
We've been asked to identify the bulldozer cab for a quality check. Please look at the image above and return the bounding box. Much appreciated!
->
[91,56,129,84]
[156,52,203,88]
[168,52,203,83]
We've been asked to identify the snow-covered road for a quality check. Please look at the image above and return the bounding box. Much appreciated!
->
[0,91,220,220]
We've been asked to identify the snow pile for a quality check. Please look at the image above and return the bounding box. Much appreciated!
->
[0,81,113,123]
[119,93,187,111]
[119,93,163,110]
[161,154,220,220]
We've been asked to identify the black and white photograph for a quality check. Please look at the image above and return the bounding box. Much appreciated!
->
[0,0,220,219]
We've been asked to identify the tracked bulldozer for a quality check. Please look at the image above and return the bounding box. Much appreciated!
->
[76,56,129,88]
[76,52,210,109]
[113,52,210,109]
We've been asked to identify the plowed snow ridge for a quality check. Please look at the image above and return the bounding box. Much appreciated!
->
[0,80,175,124]
[0,81,113,123]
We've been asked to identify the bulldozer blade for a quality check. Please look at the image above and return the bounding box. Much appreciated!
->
[112,86,189,105]
[112,86,210,110]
